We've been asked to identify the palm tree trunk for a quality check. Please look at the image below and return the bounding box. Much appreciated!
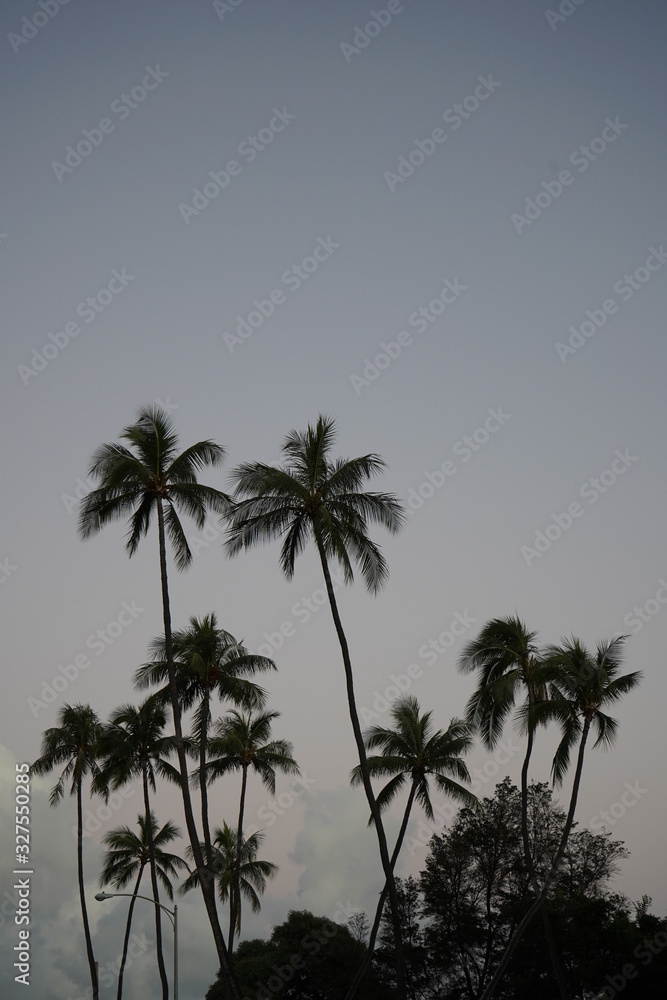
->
[345,780,417,1000]
[117,866,144,1000]
[77,780,99,1000]
[479,717,592,1000]
[229,764,249,954]
[156,500,240,1000]
[143,770,169,999]
[315,542,407,1000]
[521,703,568,1000]
[200,691,214,874]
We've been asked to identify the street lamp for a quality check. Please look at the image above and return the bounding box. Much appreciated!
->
[95,891,178,999]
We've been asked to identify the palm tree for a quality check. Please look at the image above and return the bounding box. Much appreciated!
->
[99,812,187,1000]
[135,613,274,877]
[479,634,642,1000]
[346,697,475,1000]
[180,823,277,943]
[31,704,103,1000]
[204,708,299,952]
[77,405,240,997]
[95,698,181,999]
[458,615,568,998]
[224,415,408,996]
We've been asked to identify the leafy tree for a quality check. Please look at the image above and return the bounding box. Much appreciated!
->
[376,877,432,999]
[480,636,642,999]
[77,405,240,997]
[205,709,299,952]
[206,910,392,999]
[95,698,181,998]
[180,823,277,944]
[347,697,475,999]
[32,704,103,1000]
[458,616,567,996]
[418,778,656,1000]
[224,415,408,997]
[136,613,274,878]
[99,812,186,1000]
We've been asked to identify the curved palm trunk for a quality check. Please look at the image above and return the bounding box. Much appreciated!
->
[200,691,214,874]
[77,780,99,1000]
[345,780,417,1000]
[480,717,592,1000]
[229,764,249,954]
[521,700,568,1000]
[156,500,240,1000]
[142,769,169,999]
[117,864,145,1000]
[315,542,407,1000]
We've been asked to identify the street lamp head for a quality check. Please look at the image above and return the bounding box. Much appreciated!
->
[95,892,113,901]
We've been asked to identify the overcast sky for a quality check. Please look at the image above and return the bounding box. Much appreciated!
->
[2,0,666,997]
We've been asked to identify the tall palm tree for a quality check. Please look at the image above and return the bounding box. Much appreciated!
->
[346,697,475,1000]
[95,698,181,999]
[135,613,274,876]
[204,708,299,952]
[479,634,642,1000]
[458,615,568,998]
[99,812,187,1000]
[180,823,277,943]
[77,405,241,997]
[224,415,408,996]
[31,704,103,1000]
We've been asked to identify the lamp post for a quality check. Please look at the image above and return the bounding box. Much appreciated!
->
[95,891,178,999]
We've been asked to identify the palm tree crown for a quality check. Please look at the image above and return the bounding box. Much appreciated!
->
[78,404,229,569]
[351,696,476,823]
[542,634,642,786]
[94,698,181,796]
[205,709,300,791]
[32,703,103,803]
[135,613,274,722]
[224,415,405,593]
[180,823,277,922]
[100,811,187,899]
[458,615,556,750]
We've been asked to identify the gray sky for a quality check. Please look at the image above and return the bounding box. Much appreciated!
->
[2,0,666,996]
